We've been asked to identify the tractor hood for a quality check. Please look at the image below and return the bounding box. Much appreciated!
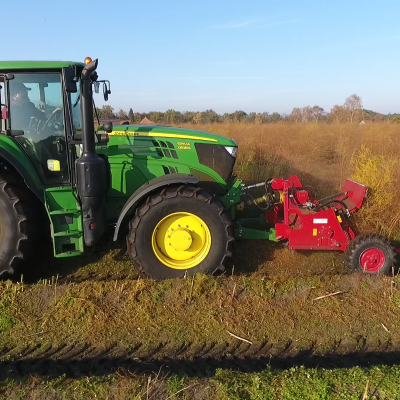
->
[99,124,238,196]
[105,125,237,147]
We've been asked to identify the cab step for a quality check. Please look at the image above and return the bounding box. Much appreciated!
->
[44,187,84,257]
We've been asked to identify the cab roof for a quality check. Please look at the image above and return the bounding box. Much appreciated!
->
[0,61,84,70]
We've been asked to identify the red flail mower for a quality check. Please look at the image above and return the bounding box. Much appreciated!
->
[260,175,397,274]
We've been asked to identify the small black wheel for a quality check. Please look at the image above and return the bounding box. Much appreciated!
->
[126,184,234,280]
[0,172,41,278]
[344,233,396,275]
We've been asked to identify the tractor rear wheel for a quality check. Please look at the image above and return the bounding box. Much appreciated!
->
[0,172,40,278]
[344,233,396,275]
[126,184,234,280]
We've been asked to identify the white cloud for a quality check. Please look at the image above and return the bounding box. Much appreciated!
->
[173,76,266,80]
[210,19,262,29]
[211,61,242,65]
[209,18,300,30]
[328,35,400,50]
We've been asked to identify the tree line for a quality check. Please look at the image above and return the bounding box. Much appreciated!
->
[95,94,400,124]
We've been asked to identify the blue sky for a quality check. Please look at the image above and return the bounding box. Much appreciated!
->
[6,0,400,114]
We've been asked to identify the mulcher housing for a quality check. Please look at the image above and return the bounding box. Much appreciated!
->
[0,59,394,278]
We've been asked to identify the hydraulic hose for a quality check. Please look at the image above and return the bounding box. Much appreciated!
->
[315,200,350,216]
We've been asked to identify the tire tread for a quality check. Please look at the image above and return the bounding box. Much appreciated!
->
[0,172,40,277]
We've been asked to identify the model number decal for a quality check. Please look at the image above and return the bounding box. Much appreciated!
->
[177,142,191,150]
[110,131,138,136]
[313,218,328,224]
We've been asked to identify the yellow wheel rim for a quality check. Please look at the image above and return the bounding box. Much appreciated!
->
[152,212,212,269]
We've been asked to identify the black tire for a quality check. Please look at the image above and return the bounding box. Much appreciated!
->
[0,172,40,278]
[126,184,234,280]
[344,233,396,275]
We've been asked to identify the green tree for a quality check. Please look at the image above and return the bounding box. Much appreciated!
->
[270,112,282,122]
[149,111,164,123]
[134,112,142,123]
[118,109,128,121]
[202,109,220,123]
[232,110,247,123]
[182,111,196,123]
[98,105,115,119]
[165,109,177,124]
[128,108,134,123]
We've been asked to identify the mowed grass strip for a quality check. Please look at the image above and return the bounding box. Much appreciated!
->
[0,273,399,353]
[1,365,400,399]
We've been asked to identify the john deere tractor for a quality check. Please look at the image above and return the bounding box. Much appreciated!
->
[0,58,395,280]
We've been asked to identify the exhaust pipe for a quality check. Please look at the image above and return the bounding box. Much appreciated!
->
[75,59,107,246]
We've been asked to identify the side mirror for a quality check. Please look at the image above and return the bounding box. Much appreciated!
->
[103,121,113,133]
[62,67,77,93]
[103,81,111,101]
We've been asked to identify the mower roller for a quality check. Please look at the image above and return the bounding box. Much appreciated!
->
[0,57,396,279]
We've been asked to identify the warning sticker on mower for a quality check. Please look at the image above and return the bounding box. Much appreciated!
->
[313,218,328,224]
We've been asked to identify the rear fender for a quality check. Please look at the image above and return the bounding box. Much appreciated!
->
[113,173,199,241]
[0,145,43,202]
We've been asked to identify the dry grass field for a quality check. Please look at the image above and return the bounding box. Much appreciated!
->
[2,122,400,399]
[184,122,400,240]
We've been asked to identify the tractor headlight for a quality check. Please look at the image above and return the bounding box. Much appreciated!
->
[224,146,238,158]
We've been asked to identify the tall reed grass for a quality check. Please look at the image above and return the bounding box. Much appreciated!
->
[181,122,400,239]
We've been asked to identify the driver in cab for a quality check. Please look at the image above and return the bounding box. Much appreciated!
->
[9,82,45,130]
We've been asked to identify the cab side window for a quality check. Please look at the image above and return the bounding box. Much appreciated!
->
[10,73,69,184]
[0,81,5,133]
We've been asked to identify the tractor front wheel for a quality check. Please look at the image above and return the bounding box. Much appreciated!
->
[344,233,396,275]
[126,184,234,280]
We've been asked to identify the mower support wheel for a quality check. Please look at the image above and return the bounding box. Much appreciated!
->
[126,184,234,280]
[344,233,396,275]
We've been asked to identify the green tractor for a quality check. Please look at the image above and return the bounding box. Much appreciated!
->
[0,58,395,280]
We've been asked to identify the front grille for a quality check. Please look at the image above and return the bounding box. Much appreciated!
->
[195,144,235,182]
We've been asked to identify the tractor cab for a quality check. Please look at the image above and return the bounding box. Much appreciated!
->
[0,61,104,186]
[0,59,111,255]
[1,72,70,184]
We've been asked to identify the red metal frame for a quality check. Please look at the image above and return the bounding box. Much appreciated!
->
[265,175,367,252]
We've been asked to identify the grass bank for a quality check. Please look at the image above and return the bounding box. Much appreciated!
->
[1,365,399,399]
[1,273,399,353]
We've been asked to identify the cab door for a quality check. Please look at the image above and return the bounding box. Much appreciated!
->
[8,72,69,184]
